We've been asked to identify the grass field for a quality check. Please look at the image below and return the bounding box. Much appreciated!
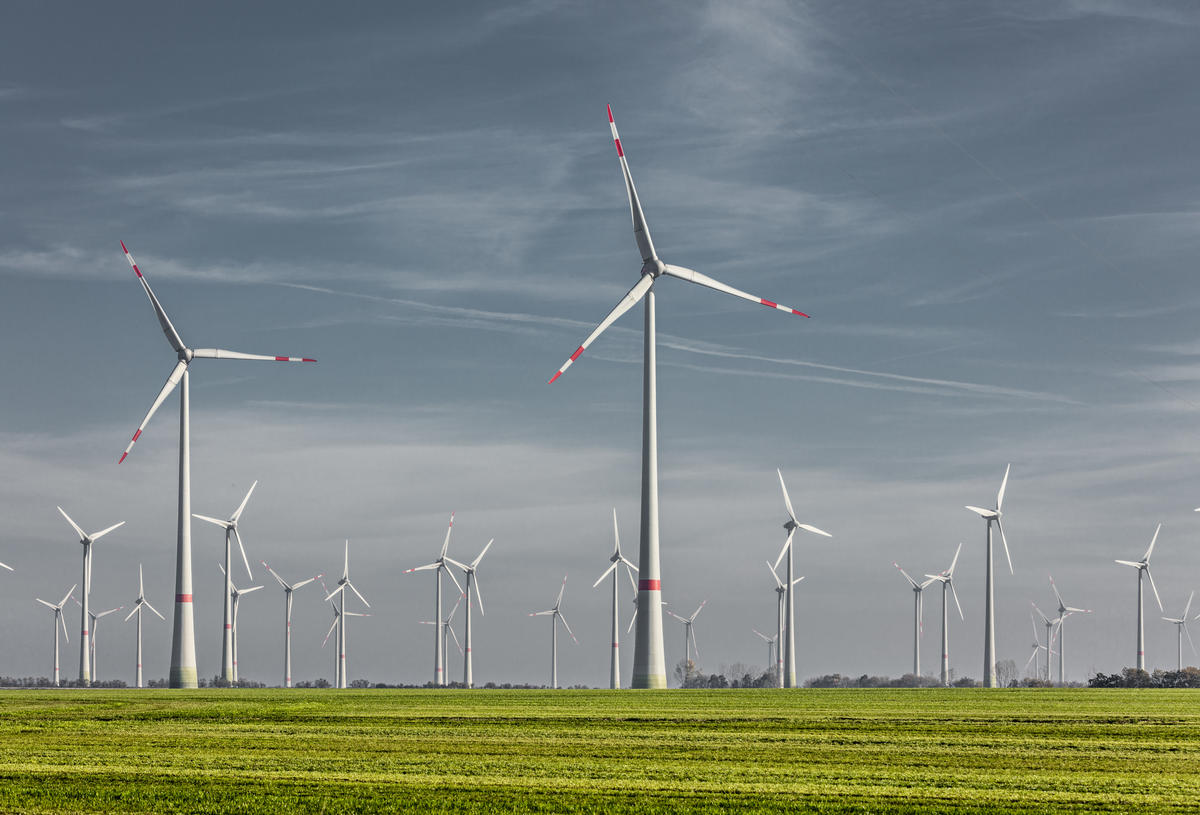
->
[1,688,1198,813]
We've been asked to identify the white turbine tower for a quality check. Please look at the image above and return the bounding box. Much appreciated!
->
[893,562,935,678]
[324,541,370,688]
[87,606,123,684]
[56,507,124,686]
[547,107,812,688]
[404,514,464,687]
[218,563,262,685]
[1031,603,1061,683]
[116,242,315,688]
[1161,591,1196,672]
[123,564,165,688]
[194,481,258,685]
[322,583,371,685]
[444,538,493,689]
[766,561,803,688]
[773,469,831,688]
[1115,523,1163,671]
[592,509,638,690]
[420,596,464,675]
[35,585,75,686]
[262,560,323,688]
[529,575,576,689]
[964,464,1013,687]
[666,601,708,681]
[1048,575,1091,684]
[924,543,964,687]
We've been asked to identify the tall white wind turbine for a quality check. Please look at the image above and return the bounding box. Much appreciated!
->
[1161,590,1196,672]
[964,464,1013,687]
[35,585,75,686]
[893,562,935,677]
[592,509,638,690]
[766,561,803,688]
[324,541,370,688]
[1115,523,1163,671]
[56,507,124,686]
[87,605,123,684]
[665,601,708,679]
[1048,575,1091,684]
[924,543,964,686]
[322,582,371,685]
[262,560,322,688]
[116,242,315,688]
[547,107,812,688]
[218,563,262,685]
[123,564,165,688]
[529,575,576,689]
[194,481,258,685]
[404,514,464,687]
[773,469,831,688]
[445,538,493,689]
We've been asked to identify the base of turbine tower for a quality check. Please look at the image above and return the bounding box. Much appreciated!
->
[169,666,198,688]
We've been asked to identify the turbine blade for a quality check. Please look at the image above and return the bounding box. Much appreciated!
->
[893,562,919,589]
[343,540,349,580]
[123,606,139,623]
[323,616,338,647]
[773,531,794,572]
[120,359,187,463]
[191,349,316,362]
[404,563,440,573]
[323,584,346,603]
[1185,590,1195,621]
[1025,648,1038,671]
[59,584,77,608]
[122,241,186,354]
[558,613,577,643]
[56,507,86,541]
[139,563,144,596]
[547,273,654,383]
[292,576,319,590]
[144,600,166,621]
[690,625,701,660]
[665,609,687,623]
[948,542,962,576]
[473,577,486,617]
[233,528,253,581]
[766,560,784,589]
[447,624,463,654]
[230,480,259,523]
[263,561,290,590]
[997,463,1010,512]
[347,581,370,609]
[471,538,494,570]
[442,556,469,571]
[36,598,56,610]
[443,565,464,597]
[607,104,656,264]
[192,514,230,529]
[440,512,454,559]
[619,556,638,572]
[777,469,797,523]
[627,607,637,634]
[662,265,810,317]
[1115,560,1142,568]
[89,520,125,542]
[964,505,997,519]
[797,523,832,538]
[690,600,707,622]
[997,518,1013,575]
[555,575,567,609]
[1144,522,1162,563]
[612,508,621,558]
[593,562,618,588]
[1049,575,1065,609]
[1146,567,1163,612]
[950,581,964,621]
[1187,623,1198,658]
[61,610,70,642]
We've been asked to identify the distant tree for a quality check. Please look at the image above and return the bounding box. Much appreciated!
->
[312,678,331,689]
[995,660,1017,687]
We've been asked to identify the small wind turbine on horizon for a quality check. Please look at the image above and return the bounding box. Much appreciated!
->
[530,575,576,689]
[767,561,802,688]
[218,562,261,685]
[445,538,493,689]
[194,481,258,685]
[893,562,935,677]
[123,564,165,688]
[56,507,124,687]
[1161,590,1197,672]
[35,584,75,687]
[1048,575,1091,684]
[666,601,708,680]
[924,543,964,687]
[116,241,315,688]
[1031,603,1061,683]
[753,629,777,677]
[420,596,464,672]
[405,513,464,687]
[1024,610,1056,679]
[87,605,123,684]
[592,509,638,690]
[774,469,831,688]
[965,464,1014,687]
[546,106,813,688]
[1115,523,1163,671]
[262,560,323,688]
[322,577,371,685]
[324,541,370,689]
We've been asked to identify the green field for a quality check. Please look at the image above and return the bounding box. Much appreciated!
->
[1,688,1198,813]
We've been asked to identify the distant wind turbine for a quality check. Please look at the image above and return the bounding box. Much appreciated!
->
[194,480,258,685]
[665,601,708,678]
[322,578,371,685]
[445,538,493,689]
[893,562,935,677]
[123,564,165,688]
[773,469,831,687]
[56,507,124,687]
[530,575,576,689]
[404,513,463,686]
[766,561,802,688]
[218,562,261,685]
[324,541,370,688]
[262,560,323,688]
[924,543,964,687]
[965,464,1013,687]
[87,605,123,683]
[1162,590,1196,672]
[1048,575,1090,684]
[592,510,638,690]
[1115,523,1163,671]
[35,585,75,686]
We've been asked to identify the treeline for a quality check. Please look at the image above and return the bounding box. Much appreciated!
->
[1088,667,1200,688]
[0,678,128,688]
[805,673,975,688]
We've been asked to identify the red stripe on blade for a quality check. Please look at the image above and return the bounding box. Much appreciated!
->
[638,579,661,591]
[607,104,614,123]
[118,453,127,464]
[132,429,141,441]
[792,309,810,317]
[614,138,624,157]
[548,371,563,384]
[569,346,584,362]
[761,298,777,309]
[302,358,316,362]
[275,356,289,361]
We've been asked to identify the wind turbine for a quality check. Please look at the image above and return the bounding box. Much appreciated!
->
[1115,523,1163,671]
[0,560,11,572]
[35,585,75,686]
[752,629,777,678]
[87,605,123,684]
[1031,603,1060,683]
[592,509,638,690]
[665,601,708,681]
[324,541,370,689]
[194,481,258,685]
[773,469,831,688]
[445,537,493,689]
[420,596,465,674]
[322,580,371,685]
[1024,610,1054,679]
[924,543,964,687]
[1048,575,1091,684]
[547,107,812,688]
[116,242,315,688]
[893,563,935,677]
[1162,591,1196,672]
[964,464,1013,687]
[262,560,323,688]
[529,575,576,689]
[56,507,124,686]
[218,563,262,685]
[404,513,464,687]
[766,561,802,688]
[123,564,165,688]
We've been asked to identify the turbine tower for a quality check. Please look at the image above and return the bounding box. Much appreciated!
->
[123,564,165,688]
[324,541,370,688]
[35,585,75,686]
[1161,590,1196,672]
[404,514,463,686]
[1115,523,1163,671]
[56,507,124,686]
[529,575,575,689]
[773,469,831,687]
[1048,575,1091,684]
[965,464,1013,687]
[893,562,935,677]
[547,107,812,688]
[445,538,494,689]
[420,596,464,676]
[322,582,370,685]
[766,561,803,688]
[194,481,258,685]
[1031,604,1061,683]
[218,563,262,685]
[262,560,322,688]
[1024,610,1053,679]
[591,509,638,690]
[87,606,123,683]
[924,543,964,686]
[665,601,708,681]
[116,242,315,688]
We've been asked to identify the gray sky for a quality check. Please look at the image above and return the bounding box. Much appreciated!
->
[3,0,1200,687]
